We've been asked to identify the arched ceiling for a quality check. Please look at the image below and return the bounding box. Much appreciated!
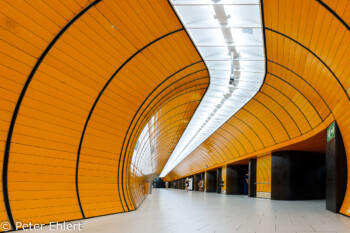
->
[160,0,266,177]
[0,0,209,230]
[0,0,349,230]
[164,0,350,216]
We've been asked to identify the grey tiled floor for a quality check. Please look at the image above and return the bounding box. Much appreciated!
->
[41,189,350,233]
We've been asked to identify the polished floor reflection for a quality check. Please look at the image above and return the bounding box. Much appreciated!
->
[40,189,350,233]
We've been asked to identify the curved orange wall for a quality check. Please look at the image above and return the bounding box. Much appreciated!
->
[165,0,350,216]
[0,0,209,230]
[256,154,271,194]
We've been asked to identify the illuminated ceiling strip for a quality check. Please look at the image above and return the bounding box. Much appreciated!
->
[160,0,265,177]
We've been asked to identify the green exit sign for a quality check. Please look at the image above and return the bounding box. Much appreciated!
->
[327,121,336,142]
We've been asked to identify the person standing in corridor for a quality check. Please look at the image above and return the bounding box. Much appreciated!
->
[244,173,249,195]
[199,179,204,192]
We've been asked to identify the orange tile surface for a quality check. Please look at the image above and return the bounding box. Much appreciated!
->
[165,0,350,216]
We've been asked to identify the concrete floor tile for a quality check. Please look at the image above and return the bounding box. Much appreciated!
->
[36,189,350,233]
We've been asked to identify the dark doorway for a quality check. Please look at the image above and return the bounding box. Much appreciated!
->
[194,174,200,191]
[180,178,185,190]
[271,151,326,200]
[153,177,165,188]
[248,159,257,197]
[216,168,222,193]
[226,165,248,195]
[206,170,217,192]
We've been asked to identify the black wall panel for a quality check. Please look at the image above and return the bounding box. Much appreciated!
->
[326,122,347,213]
[248,159,257,197]
[226,165,248,195]
[271,151,326,200]
[206,170,217,192]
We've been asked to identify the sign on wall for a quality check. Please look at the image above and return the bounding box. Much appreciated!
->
[327,121,336,142]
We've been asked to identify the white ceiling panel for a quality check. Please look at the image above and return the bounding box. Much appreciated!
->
[159,0,266,177]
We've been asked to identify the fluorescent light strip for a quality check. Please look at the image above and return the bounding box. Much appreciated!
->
[158,0,265,177]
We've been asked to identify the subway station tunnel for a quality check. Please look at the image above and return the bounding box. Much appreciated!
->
[0,0,349,232]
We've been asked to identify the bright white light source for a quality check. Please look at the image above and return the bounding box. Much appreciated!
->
[159,0,265,177]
